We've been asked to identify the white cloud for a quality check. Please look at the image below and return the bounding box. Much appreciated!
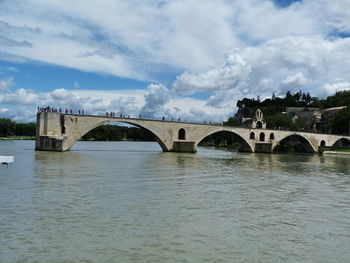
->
[0,0,241,80]
[173,35,350,108]
[173,53,251,95]
[165,97,231,122]
[0,77,13,91]
[140,84,170,118]
[280,72,310,93]
[3,0,346,81]
[321,82,350,97]
[0,84,231,123]
[1,0,350,121]
[73,81,80,89]
[0,87,38,104]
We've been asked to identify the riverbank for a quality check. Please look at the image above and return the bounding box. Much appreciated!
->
[323,150,350,156]
[0,136,35,140]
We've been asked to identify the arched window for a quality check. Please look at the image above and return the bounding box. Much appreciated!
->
[260,132,265,142]
[320,140,326,147]
[256,121,263,129]
[250,132,255,139]
[178,128,186,140]
[256,109,262,119]
[270,133,274,140]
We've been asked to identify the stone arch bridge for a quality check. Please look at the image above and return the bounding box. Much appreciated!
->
[35,112,350,153]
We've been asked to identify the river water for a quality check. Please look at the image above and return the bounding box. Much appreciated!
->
[1,140,350,262]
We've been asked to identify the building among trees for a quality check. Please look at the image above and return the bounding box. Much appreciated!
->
[241,109,267,129]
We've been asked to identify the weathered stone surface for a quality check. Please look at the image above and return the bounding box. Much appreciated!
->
[35,112,350,153]
[173,141,196,153]
[254,143,272,153]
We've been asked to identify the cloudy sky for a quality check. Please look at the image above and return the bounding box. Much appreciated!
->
[1,0,350,122]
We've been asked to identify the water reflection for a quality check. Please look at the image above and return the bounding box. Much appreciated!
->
[35,151,85,178]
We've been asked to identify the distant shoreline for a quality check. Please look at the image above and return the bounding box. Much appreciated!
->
[0,136,35,140]
[0,137,155,142]
[323,150,350,156]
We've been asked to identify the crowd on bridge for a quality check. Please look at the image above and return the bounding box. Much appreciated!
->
[38,106,85,115]
[37,106,221,125]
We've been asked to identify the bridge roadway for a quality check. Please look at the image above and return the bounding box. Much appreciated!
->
[35,112,350,153]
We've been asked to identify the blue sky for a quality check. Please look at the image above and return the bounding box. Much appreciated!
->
[0,60,148,92]
[272,0,302,8]
[0,0,350,122]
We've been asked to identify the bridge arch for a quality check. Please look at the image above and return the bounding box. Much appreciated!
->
[194,129,254,152]
[331,138,350,148]
[272,133,317,153]
[71,119,170,152]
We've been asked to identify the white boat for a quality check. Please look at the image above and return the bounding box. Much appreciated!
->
[0,156,14,166]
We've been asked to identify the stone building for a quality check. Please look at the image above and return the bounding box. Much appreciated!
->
[283,107,322,132]
[242,108,267,129]
[282,106,346,133]
[317,106,347,133]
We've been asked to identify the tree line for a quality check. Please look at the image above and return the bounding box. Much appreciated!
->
[0,119,35,137]
[81,125,155,141]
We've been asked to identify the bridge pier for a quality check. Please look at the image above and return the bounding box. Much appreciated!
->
[254,143,273,153]
[172,141,197,153]
[35,112,67,151]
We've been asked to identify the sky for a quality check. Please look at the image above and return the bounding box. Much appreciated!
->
[1,0,350,122]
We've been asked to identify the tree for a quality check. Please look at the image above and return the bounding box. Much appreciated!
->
[82,125,155,141]
[15,123,35,136]
[0,118,16,137]
[265,114,303,130]
[330,107,350,134]
[223,117,241,127]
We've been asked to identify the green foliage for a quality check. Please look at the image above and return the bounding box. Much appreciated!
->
[0,118,16,136]
[330,107,350,134]
[0,118,35,137]
[236,90,316,114]
[265,114,303,130]
[82,125,123,141]
[231,90,350,134]
[82,125,155,141]
[223,117,241,126]
[322,90,350,108]
[199,131,239,149]
[15,123,35,136]
[125,127,155,141]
